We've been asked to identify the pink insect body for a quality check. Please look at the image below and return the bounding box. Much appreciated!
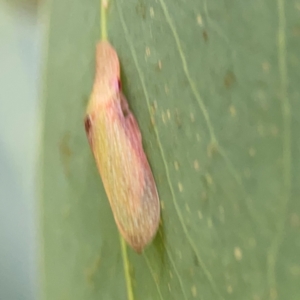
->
[85,41,160,253]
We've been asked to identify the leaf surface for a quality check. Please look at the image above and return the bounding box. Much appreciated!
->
[41,0,300,299]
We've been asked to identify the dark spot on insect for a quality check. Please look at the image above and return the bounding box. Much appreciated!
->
[117,79,122,91]
[202,30,208,42]
[84,115,94,147]
[136,0,146,19]
[224,71,236,88]
[122,107,129,118]
[84,115,92,134]
[120,94,130,117]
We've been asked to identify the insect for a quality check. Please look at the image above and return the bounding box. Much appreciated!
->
[84,41,160,253]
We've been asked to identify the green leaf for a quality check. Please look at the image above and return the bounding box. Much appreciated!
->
[41,0,300,299]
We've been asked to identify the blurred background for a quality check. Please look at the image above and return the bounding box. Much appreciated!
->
[0,0,40,299]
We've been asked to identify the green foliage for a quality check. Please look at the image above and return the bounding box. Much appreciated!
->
[41,0,300,299]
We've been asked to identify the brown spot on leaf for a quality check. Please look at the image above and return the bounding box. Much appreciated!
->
[202,30,208,42]
[174,109,182,128]
[136,0,146,19]
[84,255,101,286]
[224,71,236,88]
[207,142,219,158]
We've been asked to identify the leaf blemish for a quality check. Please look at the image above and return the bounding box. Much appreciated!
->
[262,61,270,72]
[84,255,101,285]
[234,247,242,261]
[207,218,213,228]
[150,7,155,18]
[229,105,236,117]
[197,210,203,219]
[145,46,151,57]
[190,112,195,122]
[193,160,200,171]
[168,283,171,292]
[202,30,208,42]
[207,142,218,157]
[135,1,146,19]
[185,203,190,213]
[224,71,236,88]
[205,173,213,185]
[227,286,233,294]
[150,116,156,126]
[158,60,162,70]
[249,147,256,157]
[174,161,179,170]
[191,285,197,297]
[150,104,156,115]
[178,182,183,192]
[196,14,203,26]
[166,109,171,120]
[175,109,182,128]
[161,111,166,123]
[164,84,169,94]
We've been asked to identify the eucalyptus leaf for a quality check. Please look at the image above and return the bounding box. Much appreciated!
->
[41,0,300,299]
